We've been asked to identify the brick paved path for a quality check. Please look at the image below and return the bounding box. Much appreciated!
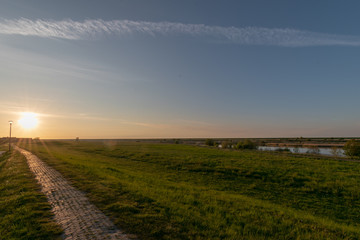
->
[15,146,133,240]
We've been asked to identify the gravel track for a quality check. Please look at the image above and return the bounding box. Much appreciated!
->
[15,146,133,240]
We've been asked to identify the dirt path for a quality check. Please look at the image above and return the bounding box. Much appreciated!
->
[15,146,133,240]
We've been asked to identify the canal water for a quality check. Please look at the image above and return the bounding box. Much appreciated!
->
[258,146,345,157]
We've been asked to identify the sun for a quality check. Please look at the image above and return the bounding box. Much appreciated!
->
[18,112,39,130]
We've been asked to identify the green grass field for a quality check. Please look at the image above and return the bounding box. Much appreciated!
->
[0,148,62,240]
[17,140,360,239]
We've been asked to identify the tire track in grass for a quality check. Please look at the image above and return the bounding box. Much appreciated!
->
[15,146,134,240]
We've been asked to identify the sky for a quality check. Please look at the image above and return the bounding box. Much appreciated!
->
[1,0,360,139]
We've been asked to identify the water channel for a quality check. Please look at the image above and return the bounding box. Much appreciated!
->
[258,146,345,157]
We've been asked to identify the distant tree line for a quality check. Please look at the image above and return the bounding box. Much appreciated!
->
[205,139,257,150]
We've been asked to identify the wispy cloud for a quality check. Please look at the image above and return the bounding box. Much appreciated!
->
[39,112,113,121]
[1,18,360,47]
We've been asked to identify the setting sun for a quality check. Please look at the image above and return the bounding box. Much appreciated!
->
[18,112,39,130]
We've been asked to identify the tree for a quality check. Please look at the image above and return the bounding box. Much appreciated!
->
[344,139,360,157]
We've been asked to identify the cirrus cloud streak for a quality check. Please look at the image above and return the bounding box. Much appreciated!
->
[1,18,360,47]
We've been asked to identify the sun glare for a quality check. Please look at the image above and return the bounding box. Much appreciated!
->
[18,112,39,130]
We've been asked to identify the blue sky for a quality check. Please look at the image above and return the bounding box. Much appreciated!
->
[1,0,360,138]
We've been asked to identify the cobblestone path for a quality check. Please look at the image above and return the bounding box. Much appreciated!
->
[15,146,133,240]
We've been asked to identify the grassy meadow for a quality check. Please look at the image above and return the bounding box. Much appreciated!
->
[0,148,62,239]
[16,140,360,239]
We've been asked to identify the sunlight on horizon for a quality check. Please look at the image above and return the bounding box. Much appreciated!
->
[18,112,39,130]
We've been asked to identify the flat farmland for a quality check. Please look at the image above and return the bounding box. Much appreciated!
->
[17,140,360,239]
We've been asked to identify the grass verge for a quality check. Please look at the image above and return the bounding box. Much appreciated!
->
[0,148,62,240]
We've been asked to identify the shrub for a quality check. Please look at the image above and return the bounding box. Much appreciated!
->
[331,147,340,157]
[274,147,290,152]
[306,146,320,154]
[205,139,215,146]
[221,140,232,149]
[293,147,300,153]
[344,140,360,157]
[236,139,257,150]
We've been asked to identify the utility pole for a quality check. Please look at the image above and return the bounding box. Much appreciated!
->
[9,120,13,151]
